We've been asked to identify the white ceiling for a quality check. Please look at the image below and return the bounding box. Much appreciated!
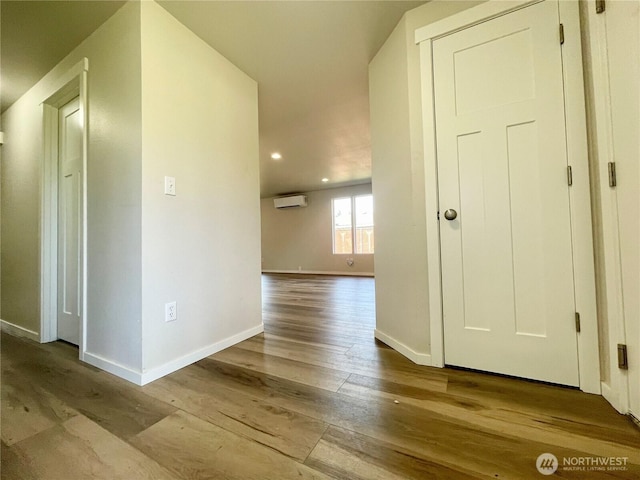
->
[1,0,426,197]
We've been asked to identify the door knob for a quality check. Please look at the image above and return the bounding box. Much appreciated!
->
[444,209,458,221]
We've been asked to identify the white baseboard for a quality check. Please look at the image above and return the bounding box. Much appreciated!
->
[82,351,143,385]
[262,269,374,277]
[374,329,433,366]
[81,324,264,386]
[1,319,40,342]
[82,323,264,386]
[139,323,264,386]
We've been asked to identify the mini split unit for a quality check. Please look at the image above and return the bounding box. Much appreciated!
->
[274,195,307,209]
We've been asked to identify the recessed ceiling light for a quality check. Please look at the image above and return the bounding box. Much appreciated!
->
[271,152,282,160]
[321,178,329,183]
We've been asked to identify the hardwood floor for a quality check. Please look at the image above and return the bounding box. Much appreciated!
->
[2,273,639,479]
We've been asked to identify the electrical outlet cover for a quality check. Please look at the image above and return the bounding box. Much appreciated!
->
[165,301,177,322]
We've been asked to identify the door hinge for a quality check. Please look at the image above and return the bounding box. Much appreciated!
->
[437,211,440,221]
[559,23,565,45]
[574,312,581,332]
[567,166,573,186]
[596,0,606,14]
[608,162,617,187]
[617,343,628,369]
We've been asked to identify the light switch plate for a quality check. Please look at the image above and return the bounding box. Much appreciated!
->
[164,176,176,196]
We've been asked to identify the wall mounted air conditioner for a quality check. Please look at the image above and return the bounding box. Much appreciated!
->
[274,195,307,209]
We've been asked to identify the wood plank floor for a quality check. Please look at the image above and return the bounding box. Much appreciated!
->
[2,273,639,479]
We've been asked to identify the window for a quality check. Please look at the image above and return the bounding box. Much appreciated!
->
[332,194,374,254]
[332,197,353,254]
[354,195,374,254]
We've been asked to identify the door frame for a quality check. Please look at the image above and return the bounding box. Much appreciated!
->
[416,0,601,393]
[582,0,637,414]
[40,58,89,358]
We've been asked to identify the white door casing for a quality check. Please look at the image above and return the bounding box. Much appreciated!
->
[40,59,88,360]
[607,0,640,423]
[57,97,82,345]
[585,0,640,416]
[607,0,640,422]
[417,0,600,392]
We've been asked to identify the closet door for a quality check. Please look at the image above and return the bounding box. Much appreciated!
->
[433,0,580,386]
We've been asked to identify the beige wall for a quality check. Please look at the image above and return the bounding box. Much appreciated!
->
[369,1,482,357]
[1,85,43,334]
[140,1,261,373]
[1,2,144,369]
[1,0,261,382]
[261,184,374,275]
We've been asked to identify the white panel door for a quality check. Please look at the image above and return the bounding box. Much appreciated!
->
[434,0,579,386]
[57,97,82,345]
[605,0,640,419]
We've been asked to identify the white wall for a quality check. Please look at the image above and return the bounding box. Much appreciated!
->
[261,184,374,275]
[1,2,143,369]
[140,2,262,374]
[1,0,262,383]
[369,1,482,359]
